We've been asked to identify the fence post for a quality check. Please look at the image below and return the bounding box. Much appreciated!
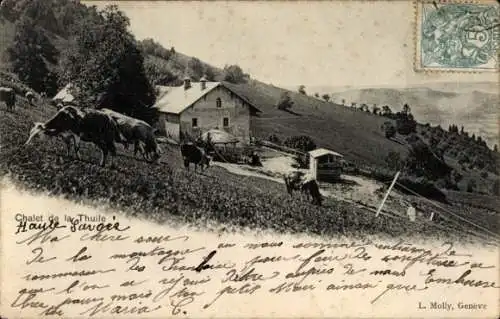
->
[375,171,400,217]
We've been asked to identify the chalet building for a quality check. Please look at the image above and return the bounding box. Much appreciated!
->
[154,77,261,143]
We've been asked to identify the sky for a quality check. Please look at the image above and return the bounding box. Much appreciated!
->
[84,1,498,88]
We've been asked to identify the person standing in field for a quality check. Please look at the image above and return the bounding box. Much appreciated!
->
[407,202,416,222]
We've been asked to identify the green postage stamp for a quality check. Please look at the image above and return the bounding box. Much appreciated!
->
[416,0,499,71]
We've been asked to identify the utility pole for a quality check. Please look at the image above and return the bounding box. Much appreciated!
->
[376,171,400,217]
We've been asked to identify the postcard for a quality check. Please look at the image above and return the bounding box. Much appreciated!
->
[0,0,499,318]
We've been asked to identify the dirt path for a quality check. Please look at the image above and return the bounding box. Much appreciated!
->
[212,156,414,220]
[212,161,284,184]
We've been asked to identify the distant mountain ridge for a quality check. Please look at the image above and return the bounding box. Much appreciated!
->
[326,85,499,147]
[303,81,499,95]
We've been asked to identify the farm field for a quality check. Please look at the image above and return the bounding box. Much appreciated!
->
[0,97,498,245]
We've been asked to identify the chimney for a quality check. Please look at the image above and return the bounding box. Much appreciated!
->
[183,76,191,90]
[200,75,207,90]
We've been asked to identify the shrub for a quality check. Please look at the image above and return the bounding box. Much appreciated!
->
[382,121,396,139]
[385,151,402,170]
[405,134,420,144]
[452,170,463,183]
[396,117,417,135]
[293,154,309,169]
[276,92,294,110]
[492,179,500,196]
[212,147,243,164]
[397,176,448,203]
[222,65,248,84]
[435,177,459,191]
[395,107,417,135]
[467,179,477,193]
[298,85,307,95]
[283,135,317,153]
[404,139,452,181]
[267,134,281,145]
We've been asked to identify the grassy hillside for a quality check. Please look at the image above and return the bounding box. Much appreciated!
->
[225,81,409,167]
[330,86,499,148]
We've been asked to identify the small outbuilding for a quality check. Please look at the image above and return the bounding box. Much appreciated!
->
[308,148,344,182]
[201,129,239,146]
[53,83,75,105]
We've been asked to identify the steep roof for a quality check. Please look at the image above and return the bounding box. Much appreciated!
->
[53,83,75,102]
[154,82,261,115]
[308,148,343,158]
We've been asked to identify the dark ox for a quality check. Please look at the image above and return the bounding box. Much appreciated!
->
[101,108,162,163]
[181,143,210,172]
[284,171,323,206]
[25,105,125,167]
[0,87,16,111]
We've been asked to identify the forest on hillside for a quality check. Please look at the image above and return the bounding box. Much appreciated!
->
[0,0,249,122]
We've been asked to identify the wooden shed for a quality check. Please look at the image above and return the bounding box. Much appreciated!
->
[308,148,344,182]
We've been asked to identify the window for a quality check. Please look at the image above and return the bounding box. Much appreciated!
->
[216,97,222,108]
[223,117,229,127]
[192,118,198,128]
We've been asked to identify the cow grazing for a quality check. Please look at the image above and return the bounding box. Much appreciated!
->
[27,122,78,158]
[100,108,162,163]
[0,87,16,111]
[301,179,323,206]
[181,143,210,172]
[25,91,35,104]
[25,105,125,167]
[284,171,322,206]
[284,171,307,196]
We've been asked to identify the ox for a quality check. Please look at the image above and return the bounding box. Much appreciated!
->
[25,105,124,167]
[0,87,16,111]
[100,108,162,163]
[283,171,323,206]
[181,143,210,172]
[27,122,77,158]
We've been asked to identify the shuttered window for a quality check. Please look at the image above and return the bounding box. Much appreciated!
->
[223,117,229,127]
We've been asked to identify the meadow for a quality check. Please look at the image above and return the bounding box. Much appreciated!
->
[226,81,409,168]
